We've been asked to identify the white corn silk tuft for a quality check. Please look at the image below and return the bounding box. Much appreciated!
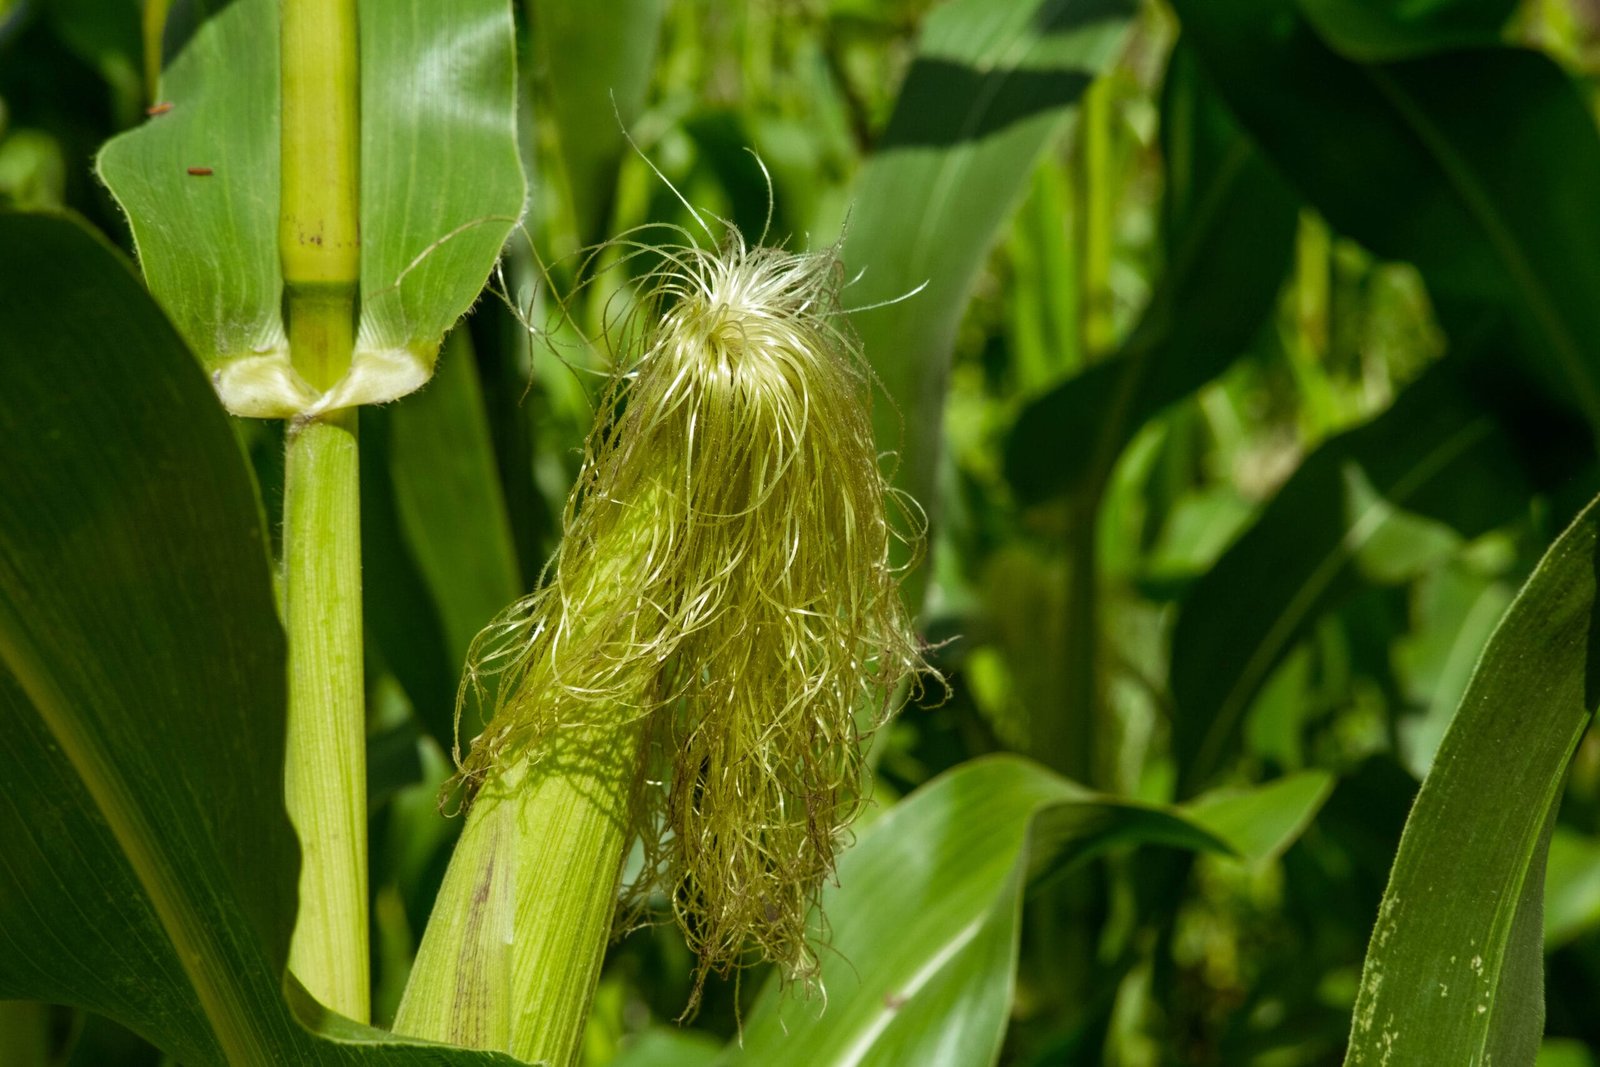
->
[457,227,928,999]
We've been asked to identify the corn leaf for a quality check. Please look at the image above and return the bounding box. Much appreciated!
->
[1004,41,1298,506]
[530,0,663,248]
[841,0,1135,558]
[1344,493,1600,1065]
[1170,0,1600,432]
[364,328,523,747]
[1169,361,1551,793]
[725,756,1331,1067]
[0,211,520,1064]
[97,0,524,417]
[1296,0,1519,60]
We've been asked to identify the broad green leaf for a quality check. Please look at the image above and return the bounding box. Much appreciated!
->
[366,329,523,747]
[0,212,521,1064]
[1296,0,1518,60]
[97,0,524,419]
[0,209,297,1061]
[387,329,522,669]
[841,0,1136,558]
[1182,771,1335,865]
[1344,493,1600,1066]
[1170,361,1541,793]
[356,0,524,401]
[726,755,1329,1067]
[1004,41,1298,505]
[96,0,281,406]
[529,0,663,248]
[1170,0,1600,432]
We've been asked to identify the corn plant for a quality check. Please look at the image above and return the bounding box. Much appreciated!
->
[4,0,1600,1065]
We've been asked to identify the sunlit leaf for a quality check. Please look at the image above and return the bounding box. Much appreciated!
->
[1344,492,1600,1066]
[726,756,1329,1067]
[842,0,1136,574]
[97,0,524,418]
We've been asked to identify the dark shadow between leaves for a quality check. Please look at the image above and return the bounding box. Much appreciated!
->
[880,60,1094,149]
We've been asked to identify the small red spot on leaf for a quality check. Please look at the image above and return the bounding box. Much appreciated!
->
[146,102,174,116]
[187,167,214,177]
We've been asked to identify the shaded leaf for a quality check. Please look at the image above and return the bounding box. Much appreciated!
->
[1170,0,1600,431]
[1344,493,1600,1066]
[0,211,521,1064]
[387,329,523,669]
[841,0,1136,567]
[1544,826,1600,950]
[609,1029,722,1067]
[1297,0,1518,60]
[530,0,663,247]
[361,408,459,750]
[1005,41,1298,505]
[1170,361,1543,792]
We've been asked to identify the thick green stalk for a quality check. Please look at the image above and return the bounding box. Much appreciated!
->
[283,412,366,1020]
[394,721,646,1065]
[279,0,367,1022]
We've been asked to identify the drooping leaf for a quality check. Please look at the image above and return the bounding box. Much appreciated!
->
[1170,0,1600,432]
[97,0,525,418]
[1170,361,1546,792]
[1004,40,1298,505]
[1181,770,1336,865]
[725,755,1329,1067]
[1344,492,1600,1066]
[842,0,1136,564]
[0,211,521,1065]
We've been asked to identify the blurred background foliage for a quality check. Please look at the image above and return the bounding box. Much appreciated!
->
[8,0,1600,1063]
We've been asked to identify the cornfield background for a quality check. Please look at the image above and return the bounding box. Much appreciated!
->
[5,0,1600,1064]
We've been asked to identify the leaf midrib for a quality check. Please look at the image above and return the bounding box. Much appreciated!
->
[1361,63,1600,428]
[0,599,277,1066]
